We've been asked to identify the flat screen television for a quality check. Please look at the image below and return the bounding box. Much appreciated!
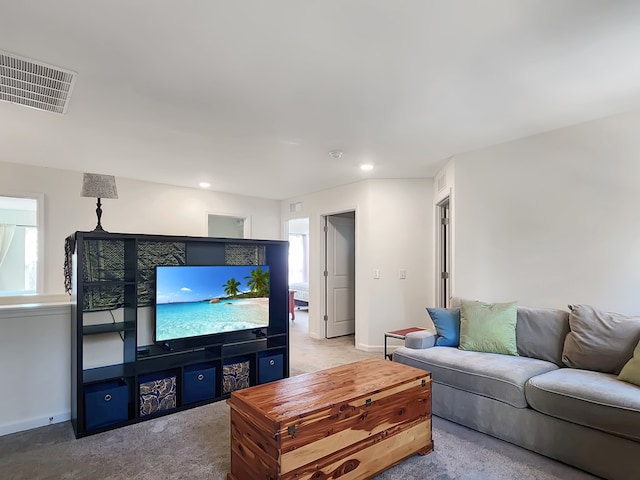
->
[154,265,270,344]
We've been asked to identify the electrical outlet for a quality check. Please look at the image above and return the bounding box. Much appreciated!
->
[399,269,406,279]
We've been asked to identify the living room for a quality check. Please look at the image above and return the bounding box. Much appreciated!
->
[1,2,640,479]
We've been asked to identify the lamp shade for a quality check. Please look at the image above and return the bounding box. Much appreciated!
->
[80,173,118,199]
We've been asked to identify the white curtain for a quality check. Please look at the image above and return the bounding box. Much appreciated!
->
[0,224,16,268]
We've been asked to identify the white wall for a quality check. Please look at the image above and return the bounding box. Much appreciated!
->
[0,160,282,435]
[282,178,434,351]
[452,109,640,314]
[0,303,70,435]
[0,161,282,296]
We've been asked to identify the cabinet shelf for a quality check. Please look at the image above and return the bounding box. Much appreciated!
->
[138,344,222,360]
[83,280,136,287]
[83,321,136,335]
[70,231,290,437]
[136,350,221,375]
[83,363,135,384]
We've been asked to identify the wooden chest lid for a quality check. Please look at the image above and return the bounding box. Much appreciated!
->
[227,358,430,428]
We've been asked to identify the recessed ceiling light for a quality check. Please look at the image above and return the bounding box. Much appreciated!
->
[360,164,374,171]
[199,182,211,189]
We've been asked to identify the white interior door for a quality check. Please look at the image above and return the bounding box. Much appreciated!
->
[325,214,355,338]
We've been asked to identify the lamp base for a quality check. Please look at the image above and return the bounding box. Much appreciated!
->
[92,198,107,232]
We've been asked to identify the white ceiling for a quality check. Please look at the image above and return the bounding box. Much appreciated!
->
[2,1,640,200]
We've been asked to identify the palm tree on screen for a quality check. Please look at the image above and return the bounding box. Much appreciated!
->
[245,267,269,297]
[223,278,241,298]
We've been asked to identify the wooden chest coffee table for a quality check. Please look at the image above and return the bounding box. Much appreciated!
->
[227,358,432,480]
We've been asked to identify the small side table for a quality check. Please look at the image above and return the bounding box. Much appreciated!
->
[288,291,296,321]
[384,327,427,360]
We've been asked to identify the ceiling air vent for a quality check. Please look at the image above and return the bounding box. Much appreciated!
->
[0,51,77,114]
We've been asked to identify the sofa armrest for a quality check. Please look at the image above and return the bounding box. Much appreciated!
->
[405,329,437,349]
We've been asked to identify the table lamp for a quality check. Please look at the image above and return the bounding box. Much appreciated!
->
[80,173,118,232]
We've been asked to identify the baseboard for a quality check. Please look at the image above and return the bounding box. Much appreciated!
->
[355,342,384,353]
[0,410,70,437]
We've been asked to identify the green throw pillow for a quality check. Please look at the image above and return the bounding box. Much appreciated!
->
[459,300,518,356]
[618,340,640,387]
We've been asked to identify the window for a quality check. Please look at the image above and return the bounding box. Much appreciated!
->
[288,233,308,284]
[287,218,309,285]
[0,196,39,295]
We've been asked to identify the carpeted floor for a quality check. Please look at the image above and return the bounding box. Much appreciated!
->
[0,312,599,479]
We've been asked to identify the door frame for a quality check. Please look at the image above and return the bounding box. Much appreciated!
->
[321,209,357,339]
[436,197,451,308]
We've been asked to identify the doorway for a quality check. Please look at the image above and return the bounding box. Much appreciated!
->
[287,218,310,321]
[437,197,451,307]
[323,211,355,338]
[207,214,251,239]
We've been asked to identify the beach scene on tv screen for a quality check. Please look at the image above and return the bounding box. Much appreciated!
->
[155,265,270,341]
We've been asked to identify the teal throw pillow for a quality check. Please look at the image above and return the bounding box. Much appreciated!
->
[459,300,518,356]
[426,307,460,347]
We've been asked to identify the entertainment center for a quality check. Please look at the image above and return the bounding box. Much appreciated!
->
[67,231,289,438]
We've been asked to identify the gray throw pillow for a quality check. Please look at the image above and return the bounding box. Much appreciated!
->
[516,306,570,366]
[562,304,640,374]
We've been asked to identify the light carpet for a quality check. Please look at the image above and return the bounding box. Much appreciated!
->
[0,312,599,479]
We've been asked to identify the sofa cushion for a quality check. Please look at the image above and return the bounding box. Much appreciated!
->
[515,306,569,366]
[526,368,640,442]
[404,329,436,349]
[562,304,640,374]
[618,339,640,387]
[453,300,569,365]
[459,300,518,356]
[393,346,558,408]
[426,307,460,347]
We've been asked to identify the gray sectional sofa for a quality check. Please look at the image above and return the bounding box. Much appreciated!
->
[393,304,640,480]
